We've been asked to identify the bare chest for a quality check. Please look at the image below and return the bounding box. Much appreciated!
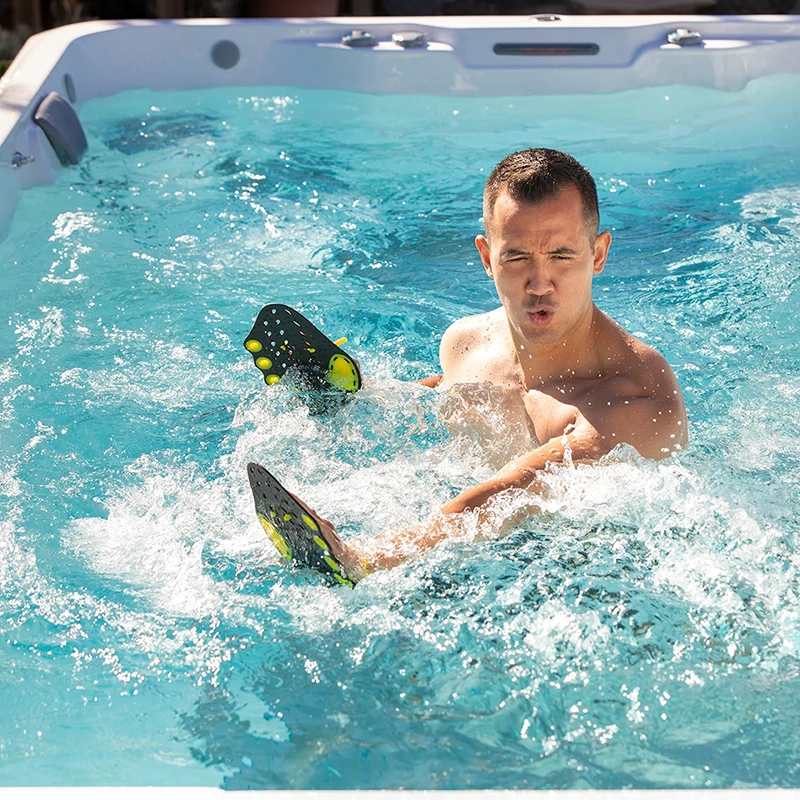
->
[445,364,593,446]
[442,379,593,453]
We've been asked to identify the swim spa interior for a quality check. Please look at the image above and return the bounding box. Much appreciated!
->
[1,16,800,790]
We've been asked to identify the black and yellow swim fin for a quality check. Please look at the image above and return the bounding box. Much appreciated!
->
[247,461,366,587]
[243,304,362,394]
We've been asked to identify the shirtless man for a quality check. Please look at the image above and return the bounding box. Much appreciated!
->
[260,148,687,581]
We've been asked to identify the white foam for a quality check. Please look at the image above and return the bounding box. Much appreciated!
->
[65,455,264,620]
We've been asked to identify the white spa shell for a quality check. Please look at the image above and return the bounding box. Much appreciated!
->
[1,15,800,239]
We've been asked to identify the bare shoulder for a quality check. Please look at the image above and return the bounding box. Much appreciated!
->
[584,313,688,457]
[440,307,510,385]
[441,308,500,346]
[599,314,682,400]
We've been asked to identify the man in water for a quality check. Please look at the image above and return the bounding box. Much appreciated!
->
[268,148,687,580]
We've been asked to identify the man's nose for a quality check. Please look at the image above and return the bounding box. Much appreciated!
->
[525,261,554,295]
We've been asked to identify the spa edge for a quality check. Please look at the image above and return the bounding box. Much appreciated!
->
[1,16,800,239]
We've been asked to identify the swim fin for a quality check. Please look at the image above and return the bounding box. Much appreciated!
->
[247,461,366,587]
[243,304,362,394]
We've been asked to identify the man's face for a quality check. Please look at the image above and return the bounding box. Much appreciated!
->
[476,185,611,348]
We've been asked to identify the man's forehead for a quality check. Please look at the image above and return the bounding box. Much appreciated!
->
[490,187,588,242]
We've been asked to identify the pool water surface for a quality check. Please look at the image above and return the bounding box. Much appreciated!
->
[1,77,800,788]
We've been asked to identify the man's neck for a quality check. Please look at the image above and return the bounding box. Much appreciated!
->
[510,303,605,389]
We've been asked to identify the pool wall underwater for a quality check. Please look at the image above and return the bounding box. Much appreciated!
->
[1,15,800,240]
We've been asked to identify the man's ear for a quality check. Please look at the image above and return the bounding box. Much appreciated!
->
[476,234,493,277]
[592,230,612,275]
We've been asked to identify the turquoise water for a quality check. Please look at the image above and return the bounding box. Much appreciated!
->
[1,76,800,788]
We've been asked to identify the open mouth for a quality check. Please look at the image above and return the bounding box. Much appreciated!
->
[529,307,554,326]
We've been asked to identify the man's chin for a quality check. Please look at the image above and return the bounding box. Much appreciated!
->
[515,317,561,345]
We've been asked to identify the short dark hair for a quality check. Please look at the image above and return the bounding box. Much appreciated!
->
[483,148,599,239]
